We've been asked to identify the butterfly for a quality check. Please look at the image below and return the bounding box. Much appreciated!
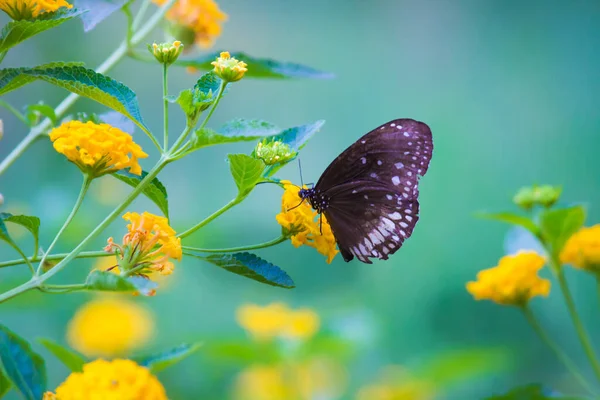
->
[299,118,433,263]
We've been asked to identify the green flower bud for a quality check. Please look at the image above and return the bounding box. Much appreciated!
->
[148,41,184,65]
[513,186,536,210]
[254,140,296,165]
[534,185,561,208]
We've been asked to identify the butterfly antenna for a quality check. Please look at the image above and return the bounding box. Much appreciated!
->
[298,158,304,188]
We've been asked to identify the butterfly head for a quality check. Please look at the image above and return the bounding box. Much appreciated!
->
[299,188,330,213]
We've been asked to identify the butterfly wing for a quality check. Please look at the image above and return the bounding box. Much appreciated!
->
[316,118,433,263]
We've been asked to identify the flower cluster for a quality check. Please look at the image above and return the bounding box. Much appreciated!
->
[236,302,320,341]
[513,184,562,210]
[49,120,147,177]
[0,0,72,20]
[45,359,167,400]
[561,224,600,273]
[467,251,550,306]
[67,297,154,357]
[211,51,248,82]
[153,0,227,49]
[355,366,435,400]
[104,212,181,289]
[254,140,296,166]
[149,40,183,65]
[276,180,338,263]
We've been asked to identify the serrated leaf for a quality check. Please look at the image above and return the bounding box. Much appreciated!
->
[191,127,265,150]
[0,8,85,53]
[0,213,40,251]
[266,120,325,151]
[194,71,222,104]
[539,205,586,258]
[75,0,127,32]
[99,111,135,134]
[111,170,169,218]
[189,252,295,288]
[475,212,539,236]
[37,338,85,372]
[0,324,46,400]
[133,343,202,373]
[178,52,334,79]
[485,384,587,399]
[0,64,146,130]
[85,270,137,292]
[228,154,265,198]
[219,119,279,137]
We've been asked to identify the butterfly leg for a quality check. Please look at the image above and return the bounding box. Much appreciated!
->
[286,199,306,211]
[319,213,323,235]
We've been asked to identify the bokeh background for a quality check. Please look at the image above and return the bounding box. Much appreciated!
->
[1,0,600,398]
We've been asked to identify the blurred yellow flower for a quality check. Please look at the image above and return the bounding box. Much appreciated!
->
[42,393,56,400]
[50,359,167,400]
[153,0,227,48]
[561,225,600,273]
[466,251,550,306]
[356,366,435,400]
[211,51,248,82]
[233,358,347,400]
[105,211,182,282]
[237,303,320,341]
[276,180,338,263]
[49,120,147,177]
[67,297,154,357]
[0,0,72,20]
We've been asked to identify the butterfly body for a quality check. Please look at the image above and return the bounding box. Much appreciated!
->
[302,118,433,264]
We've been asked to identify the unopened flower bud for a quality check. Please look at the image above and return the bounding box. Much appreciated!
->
[148,41,184,65]
[211,52,247,82]
[254,140,296,166]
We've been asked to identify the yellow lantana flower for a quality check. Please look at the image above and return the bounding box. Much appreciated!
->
[355,366,435,400]
[67,297,154,357]
[50,120,148,177]
[276,180,338,264]
[236,303,320,341]
[153,0,227,49]
[211,51,248,82]
[49,359,167,400]
[0,0,72,20]
[560,225,600,273]
[104,212,181,291]
[466,251,550,306]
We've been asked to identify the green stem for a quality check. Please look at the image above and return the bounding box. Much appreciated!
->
[40,283,87,294]
[132,0,151,30]
[0,251,112,269]
[7,242,34,274]
[182,235,287,254]
[198,81,227,132]
[123,2,134,47]
[0,159,168,303]
[36,174,92,276]
[0,51,7,64]
[0,0,178,177]
[177,197,241,239]
[163,62,169,150]
[553,259,600,381]
[0,100,29,125]
[522,306,594,394]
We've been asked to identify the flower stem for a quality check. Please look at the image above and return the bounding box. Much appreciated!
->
[552,259,600,381]
[521,306,594,393]
[0,0,178,177]
[163,62,169,150]
[0,251,112,269]
[40,283,87,294]
[177,197,241,239]
[0,99,29,125]
[198,81,227,132]
[0,159,169,303]
[36,174,92,276]
[182,235,287,254]
[132,0,151,30]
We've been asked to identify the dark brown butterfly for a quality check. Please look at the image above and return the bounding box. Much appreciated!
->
[299,119,433,263]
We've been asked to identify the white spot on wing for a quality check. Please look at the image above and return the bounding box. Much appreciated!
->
[392,176,401,185]
[360,157,366,164]
[403,132,409,137]
[395,162,404,169]
[389,212,402,220]
[386,194,393,200]
[406,215,413,222]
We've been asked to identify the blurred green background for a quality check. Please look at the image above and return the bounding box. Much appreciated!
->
[1,0,600,398]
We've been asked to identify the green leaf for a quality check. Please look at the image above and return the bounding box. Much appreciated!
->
[0,213,40,250]
[194,71,222,104]
[191,127,265,150]
[112,170,169,218]
[0,8,85,53]
[539,205,586,258]
[76,0,128,32]
[0,324,46,400]
[133,343,202,373]
[0,63,147,130]
[219,119,279,137]
[85,270,137,292]
[24,104,57,126]
[475,212,539,236]
[266,120,325,151]
[168,89,195,117]
[205,339,280,364]
[485,384,587,399]
[0,369,11,399]
[178,52,334,79]
[37,338,85,372]
[228,154,265,198]
[189,252,295,288]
